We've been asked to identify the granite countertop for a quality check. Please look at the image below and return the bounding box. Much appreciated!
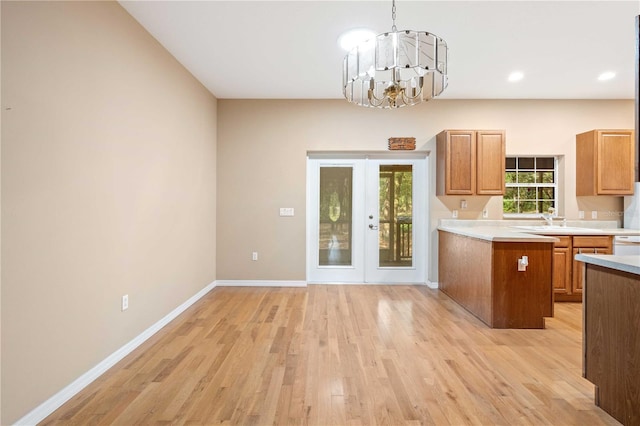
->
[575,254,640,275]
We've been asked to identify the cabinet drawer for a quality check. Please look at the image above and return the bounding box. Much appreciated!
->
[553,236,571,248]
[573,236,613,248]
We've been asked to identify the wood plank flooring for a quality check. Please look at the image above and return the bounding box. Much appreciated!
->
[41,285,619,425]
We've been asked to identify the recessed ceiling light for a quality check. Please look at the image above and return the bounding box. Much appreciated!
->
[508,72,524,82]
[338,28,376,51]
[597,71,616,81]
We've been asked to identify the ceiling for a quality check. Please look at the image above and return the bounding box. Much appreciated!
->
[119,1,639,100]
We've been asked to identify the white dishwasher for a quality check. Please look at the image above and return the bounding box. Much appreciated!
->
[613,235,640,255]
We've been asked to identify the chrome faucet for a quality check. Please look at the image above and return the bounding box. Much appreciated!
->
[541,207,566,227]
[541,207,556,226]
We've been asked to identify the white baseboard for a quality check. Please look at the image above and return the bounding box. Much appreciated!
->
[15,281,216,426]
[426,280,439,289]
[215,280,307,287]
[307,281,427,285]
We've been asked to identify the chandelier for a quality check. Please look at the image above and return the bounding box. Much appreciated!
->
[342,0,448,108]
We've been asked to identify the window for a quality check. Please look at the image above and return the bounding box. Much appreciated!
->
[503,156,558,216]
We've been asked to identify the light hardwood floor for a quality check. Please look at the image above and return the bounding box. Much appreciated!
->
[42,286,619,425]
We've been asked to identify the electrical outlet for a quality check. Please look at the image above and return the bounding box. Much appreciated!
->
[279,208,294,216]
[252,252,258,261]
[518,256,529,272]
[578,211,585,219]
[482,208,488,218]
[452,210,458,218]
[591,211,598,219]
[121,294,129,311]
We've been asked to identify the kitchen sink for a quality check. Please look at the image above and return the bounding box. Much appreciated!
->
[512,225,603,233]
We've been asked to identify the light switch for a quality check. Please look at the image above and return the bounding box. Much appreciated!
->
[279,208,294,217]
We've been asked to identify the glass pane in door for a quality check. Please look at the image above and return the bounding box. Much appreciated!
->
[318,167,353,266]
[378,165,412,267]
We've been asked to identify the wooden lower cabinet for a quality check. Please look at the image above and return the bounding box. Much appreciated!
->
[551,236,572,298]
[571,236,613,297]
[552,235,613,302]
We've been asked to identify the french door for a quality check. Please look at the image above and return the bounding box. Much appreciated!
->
[307,155,427,284]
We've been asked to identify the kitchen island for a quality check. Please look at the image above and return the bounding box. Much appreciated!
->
[576,254,640,425]
[438,226,557,329]
[438,220,640,304]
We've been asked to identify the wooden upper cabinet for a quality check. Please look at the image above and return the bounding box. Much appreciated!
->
[576,129,635,196]
[437,130,476,195]
[476,130,506,195]
[436,130,505,196]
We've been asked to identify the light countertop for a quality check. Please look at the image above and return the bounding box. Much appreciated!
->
[438,219,640,243]
[438,225,558,243]
[575,254,640,276]
[511,227,640,236]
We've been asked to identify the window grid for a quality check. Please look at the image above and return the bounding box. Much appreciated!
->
[503,156,558,216]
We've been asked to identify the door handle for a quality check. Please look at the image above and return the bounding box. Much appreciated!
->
[369,224,378,230]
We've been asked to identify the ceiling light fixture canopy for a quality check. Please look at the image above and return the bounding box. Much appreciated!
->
[342,0,448,108]
[597,71,616,81]
[508,71,524,82]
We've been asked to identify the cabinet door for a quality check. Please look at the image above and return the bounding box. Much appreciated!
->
[476,130,505,195]
[597,131,635,194]
[552,246,572,296]
[572,245,613,294]
[438,130,476,195]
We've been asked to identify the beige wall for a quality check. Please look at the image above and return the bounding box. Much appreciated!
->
[217,99,633,283]
[1,2,217,423]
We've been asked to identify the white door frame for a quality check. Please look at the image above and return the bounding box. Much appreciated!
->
[306,152,429,284]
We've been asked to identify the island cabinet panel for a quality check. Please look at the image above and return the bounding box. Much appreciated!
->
[438,230,554,329]
[492,242,553,328]
[438,231,492,324]
[583,264,640,425]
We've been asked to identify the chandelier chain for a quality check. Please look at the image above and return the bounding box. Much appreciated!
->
[391,0,397,32]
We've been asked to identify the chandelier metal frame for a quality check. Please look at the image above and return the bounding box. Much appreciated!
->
[342,0,448,108]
